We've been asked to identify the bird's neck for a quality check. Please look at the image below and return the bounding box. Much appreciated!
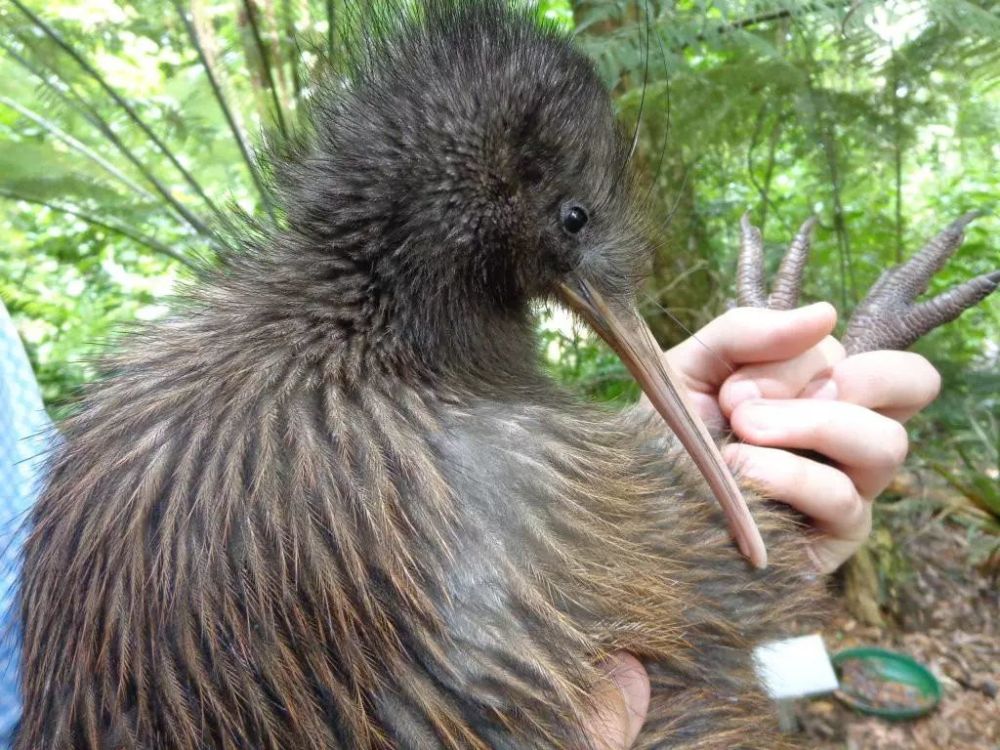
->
[218,241,546,391]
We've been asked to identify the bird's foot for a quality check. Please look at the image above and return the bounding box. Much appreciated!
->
[736,211,999,355]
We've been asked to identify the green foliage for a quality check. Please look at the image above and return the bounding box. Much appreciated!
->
[564,0,1000,417]
[538,309,640,404]
[536,0,574,30]
[0,0,997,450]
[571,1,999,335]
[918,362,1000,546]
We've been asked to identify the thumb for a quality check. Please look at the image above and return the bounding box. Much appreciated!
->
[581,652,650,749]
[667,302,837,390]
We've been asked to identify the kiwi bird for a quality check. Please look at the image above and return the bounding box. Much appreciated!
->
[16,2,998,748]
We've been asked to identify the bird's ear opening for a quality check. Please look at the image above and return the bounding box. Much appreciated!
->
[555,274,768,569]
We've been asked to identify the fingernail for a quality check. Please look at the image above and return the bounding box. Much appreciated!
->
[722,443,749,472]
[738,400,775,434]
[726,379,761,409]
[803,378,837,400]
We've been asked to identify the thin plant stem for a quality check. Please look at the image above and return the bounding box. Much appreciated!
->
[0,37,221,246]
[172,0,276,221]
[0,95,154,201]
[8,0,228,228]
[326,0,336,61]
[240,0,290,138]
[0,189,199,271]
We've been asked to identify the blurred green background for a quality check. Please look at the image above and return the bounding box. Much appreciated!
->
[1,1,998,579]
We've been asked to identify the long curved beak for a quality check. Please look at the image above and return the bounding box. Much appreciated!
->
[557,276,767,569]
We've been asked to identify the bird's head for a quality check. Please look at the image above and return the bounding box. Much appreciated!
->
[276,0,765,566]
[283,1,650,312]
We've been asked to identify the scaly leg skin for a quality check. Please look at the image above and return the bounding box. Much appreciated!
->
[736,211,1000,355]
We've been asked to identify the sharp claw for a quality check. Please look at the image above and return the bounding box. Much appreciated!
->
[890,210,984,300]
[737,213,767,308]
[898,270,1000,349]
[768,216,817,311]
[734,210,994,355]
[949,210,986,231]
[842,213,995,355]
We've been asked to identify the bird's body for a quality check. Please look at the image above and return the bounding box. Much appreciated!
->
[18,3,825,747]
[19,302,818,748]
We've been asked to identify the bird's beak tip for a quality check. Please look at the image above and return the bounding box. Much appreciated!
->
[555,275,767,568]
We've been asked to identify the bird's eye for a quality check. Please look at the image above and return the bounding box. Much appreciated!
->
[561,205,589,235]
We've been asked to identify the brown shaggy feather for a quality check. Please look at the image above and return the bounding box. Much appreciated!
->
[17,2,825,747]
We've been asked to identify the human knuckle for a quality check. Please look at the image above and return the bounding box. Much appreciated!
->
[804,419,828,446]
[783,454,810,490]
[830,473,860,519]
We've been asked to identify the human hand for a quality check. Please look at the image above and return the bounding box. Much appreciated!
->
[656,302,941,573]
[591,303,938,746]
[582,652,649,749]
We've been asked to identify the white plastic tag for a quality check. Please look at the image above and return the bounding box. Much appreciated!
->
[753,633,839,700]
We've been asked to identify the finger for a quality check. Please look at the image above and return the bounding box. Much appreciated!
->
[723,443,869,539]
[729,399,909,499]
[581,652,650,749]
[666,302,837,389]
[718,335,846,416]
[801,351,942,422]
[634,382,728,432]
